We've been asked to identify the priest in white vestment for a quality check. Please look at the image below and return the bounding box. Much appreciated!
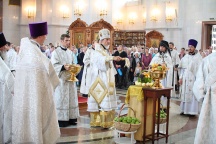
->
[169,42,181,98]
[150,40,173,106]
[80,40,96,97]
[0,46,8,66]
[179,39,202,115]
[0,32,14,144]
[5,42,17,75]
[193,52,216,144]
[51,34,79,127]
[87,29,122,128]
[12,22,60,144]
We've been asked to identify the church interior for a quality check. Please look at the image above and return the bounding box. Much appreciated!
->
[1,0,216,143]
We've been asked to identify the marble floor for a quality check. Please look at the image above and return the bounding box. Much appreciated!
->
[57,88,198,144]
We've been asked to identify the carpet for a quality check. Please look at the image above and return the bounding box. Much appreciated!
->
[78,97,87,109]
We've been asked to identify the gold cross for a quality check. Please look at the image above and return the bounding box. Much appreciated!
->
[95,87,102,95]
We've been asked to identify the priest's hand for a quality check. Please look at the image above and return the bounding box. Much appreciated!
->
[113,56,122,61]
[64,64,70,71]
[179,79,182,85]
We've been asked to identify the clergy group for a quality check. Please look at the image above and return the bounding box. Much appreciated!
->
[0,21,215,144]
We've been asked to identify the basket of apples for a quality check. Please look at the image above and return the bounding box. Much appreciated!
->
[155,104,167,124]
[114,104,141,132]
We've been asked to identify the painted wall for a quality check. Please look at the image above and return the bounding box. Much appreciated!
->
[2,0,216,50]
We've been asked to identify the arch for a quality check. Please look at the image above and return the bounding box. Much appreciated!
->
[69,18,88,29]
[89,19,114,30]
[145,30,164,48]
[69,18,88,48]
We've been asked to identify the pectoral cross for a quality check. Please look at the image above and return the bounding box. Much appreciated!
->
[159,52,167,63]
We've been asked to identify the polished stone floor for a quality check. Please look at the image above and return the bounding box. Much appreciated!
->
[56,88,198,144]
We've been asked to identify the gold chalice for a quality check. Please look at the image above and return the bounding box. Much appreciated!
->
[150,70,166,89]
[67,64,82,82]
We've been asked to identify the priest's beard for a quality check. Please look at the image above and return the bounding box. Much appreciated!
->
[159,50,166,55]
[188,50,196,55]
[104,45,110,49]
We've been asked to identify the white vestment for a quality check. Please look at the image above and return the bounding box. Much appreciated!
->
[171,49,181,97]
[150,52,173,106]
[80,47,95,95]
[0,51,8,66]
[193,52,216,144]
[12,38,60,144]
[87,44,117,112]
[0,58,14,144]
[51,47,79,121]
[179,53,202,115]
[6,48,17,71]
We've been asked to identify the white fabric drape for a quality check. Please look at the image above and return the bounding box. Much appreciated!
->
[179,53,202,114]
[80,47,95,95]
[12,37,60,144]
[193,52,216,144]
[87,44,117,112]
[0,57,14,144]
[51,47,79,121]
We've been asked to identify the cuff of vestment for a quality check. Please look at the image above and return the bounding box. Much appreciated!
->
[105,56,113,62]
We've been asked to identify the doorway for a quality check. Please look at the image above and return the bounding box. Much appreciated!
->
[201,21,216,50]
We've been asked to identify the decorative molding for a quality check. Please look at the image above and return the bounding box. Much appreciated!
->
[89,19,114,30]
[145,30,164,48]
[69,18,88,29]
[68,18,114,50]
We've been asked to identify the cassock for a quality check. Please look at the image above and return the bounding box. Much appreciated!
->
[12,38,60,144]
[179,52,202,115]
[51,47,79,123]
[80,46,95,95]
[170,49,181,97]
[193,52,216,143]
[7,48,17,75]
[0,51,8,66]
[0,57,14,144]
[87,44,117,128]
[150,52,173,106]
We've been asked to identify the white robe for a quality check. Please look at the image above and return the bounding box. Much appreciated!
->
[6,48,17,71]
[150,52,173,88]
[51,47,79,121]
[193,52,216,144]
[80,47,95,95]
[0,51,8,66]
[171,49,181,97]
[0,57,14,144]
[12,37,60,144]
[150,52,173,106]
[87,44,117,112]
[179,53,202,114]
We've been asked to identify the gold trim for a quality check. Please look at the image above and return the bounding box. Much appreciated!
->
[100,110,115,128]
[108,82,115,95]
[89,76,108,104]
[90,112,101,127]
[100,121,114,128]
